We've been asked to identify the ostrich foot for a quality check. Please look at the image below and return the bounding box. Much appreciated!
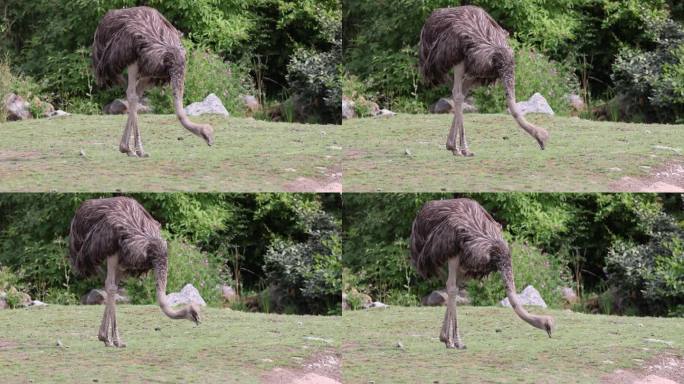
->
[446,341,467,350]
[450,149,464,156]
[98,334,114,347]
[113,339,126,348]
[135,149,149,158]
[459,148,474,157]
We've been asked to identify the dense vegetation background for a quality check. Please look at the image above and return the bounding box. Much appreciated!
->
[0,0,341,124]
[0,193,342,315]
[343,0,684,123]
[343,193,684,317]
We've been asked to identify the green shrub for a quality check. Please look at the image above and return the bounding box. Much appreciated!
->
[605,210,684,316]
[124,234,224,306]
[0,265,24,293]
[472,43,579,115]
[0,58,48,121]
[466,239,573,309]
[147,43,255,116]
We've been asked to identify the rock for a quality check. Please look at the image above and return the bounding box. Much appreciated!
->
[80,289,129,305]
[364,301,389,309]
[511,92,554,116]
[500,285,547,308]
[342,96,356,119]
[567,94,585,114]
[421,289,470,306]
[374,108,396,117]
[561,287,578,304]
[28,300,47,307]
[242,95,260,113]
[103,99,151,115]
[46,110,70,119]
[167,284,206,307]
[3,93,31,121]
[430,98,454,114]
[342,292,349,310]
[0,296,7,310]
[221,285,237,303]
[351,292,372,308]
[184,93,229,117]
[462,102,478,113]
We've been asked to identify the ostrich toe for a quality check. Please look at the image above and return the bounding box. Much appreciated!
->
[460,148,474,157]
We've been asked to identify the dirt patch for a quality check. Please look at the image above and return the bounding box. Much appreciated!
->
[602,352,684,384]
[612,161,684,192]
[344,149,367,160]
[0,339,18,349]
[283,167,342,192]
[262,351,341,384]
[0,151,41,161]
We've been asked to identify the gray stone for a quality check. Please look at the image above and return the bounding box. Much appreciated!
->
[242,95,260,113]
[421,289,470,306]
[364,301,389,309]
[3,93,31,121]
[561,287,578,304]
[80,289,129,305]
[0,295,7,310]
[462,102,478,113]
[567,94,585,113]
[374,108,396,117]
[184,93,229,117]
[512,92,554,116]
[221,285,237,303]
[430,98,454,114]
[342,96,356,119]
[167,283,206,307]
[46,110,71,119]
[342,292,349,310]
[28,300,47,307]
[103,99,151,115]
[500,285,547,308]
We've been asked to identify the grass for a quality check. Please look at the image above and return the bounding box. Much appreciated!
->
[341,114,684,191]
[0,305,340,383]
[342,306,684,384]
[0,115,341,191]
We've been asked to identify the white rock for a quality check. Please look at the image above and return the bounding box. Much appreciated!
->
[184,93,229,117]
[374,109,396,117]
[342,97,356,119]
[3,93,31,121]
[167,284,206,307]
[46,110,70,118]
[511,93,554,116]
[364,301,389,309]
[500,285,547,308]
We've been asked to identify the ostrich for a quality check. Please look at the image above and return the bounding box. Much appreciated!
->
[410,198,554,349]
[69,196,200,347]
[92,6,214,157]
[419,6,549,156]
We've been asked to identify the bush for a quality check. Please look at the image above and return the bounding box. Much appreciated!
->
[0,59,48,121]
[125,235,224,306]
[147,43,256,116]
[263,210,341,315]
[605,210,684,316]
[472,43,579,115]
[466,239,573,308]
[611,17,684,123]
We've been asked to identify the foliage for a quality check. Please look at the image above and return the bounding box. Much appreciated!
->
[466,239,573,308]
[0,58,47,121]
[605,210,684,316]
[611,17,684,123]
[264,210,342,315]
[147,43,256,116]
[472,44,579,115]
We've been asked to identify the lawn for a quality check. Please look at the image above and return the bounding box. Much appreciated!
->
[342,306,684,384]
[0,305,341,384]
[341,114,684,192]
[0,114,342,192]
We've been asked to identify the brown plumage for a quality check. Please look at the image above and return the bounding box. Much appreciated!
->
[69,196,200,348]
[92,6,213,157]
[410,198,554,349]
[419,6,549,156]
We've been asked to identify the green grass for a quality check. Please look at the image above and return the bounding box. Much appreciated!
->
[0,115,341,191]
[342,114,684,191]
[342,306,684,384]
[0,305,340,383]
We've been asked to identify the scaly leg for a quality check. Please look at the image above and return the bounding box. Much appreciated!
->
[105,254,125,347]
[446,64,465,155]
[440,258,466,349]
[457,78,477,157]
[133,77,153,157]
[120,63,139,156]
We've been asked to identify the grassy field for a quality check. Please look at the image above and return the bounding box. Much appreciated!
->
[0,305,340,383]
[0,115,341,192]
[342,306,684,384]
[341,114,684,192]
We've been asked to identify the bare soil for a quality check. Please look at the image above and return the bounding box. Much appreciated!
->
[602,352,684,384]
[612,160,684,192]
[283,166,342,192]
[261,351,341,384]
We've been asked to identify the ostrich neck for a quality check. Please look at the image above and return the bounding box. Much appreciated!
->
[505,289,546,329]
[154,263,189,320]
[172,86,206,136]
[501,72,548,144]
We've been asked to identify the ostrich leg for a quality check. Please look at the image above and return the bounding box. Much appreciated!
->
[119,63,140,157]
[457,78,477,157]
[440,257,465,349]
[133,77,154,157]
[98,253,126,347]
[446,63,465,155]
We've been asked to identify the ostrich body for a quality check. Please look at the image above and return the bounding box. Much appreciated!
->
[69,196,200,347]
[419,6,549,156]
[92,6,214,157]
[410,198,554,349]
